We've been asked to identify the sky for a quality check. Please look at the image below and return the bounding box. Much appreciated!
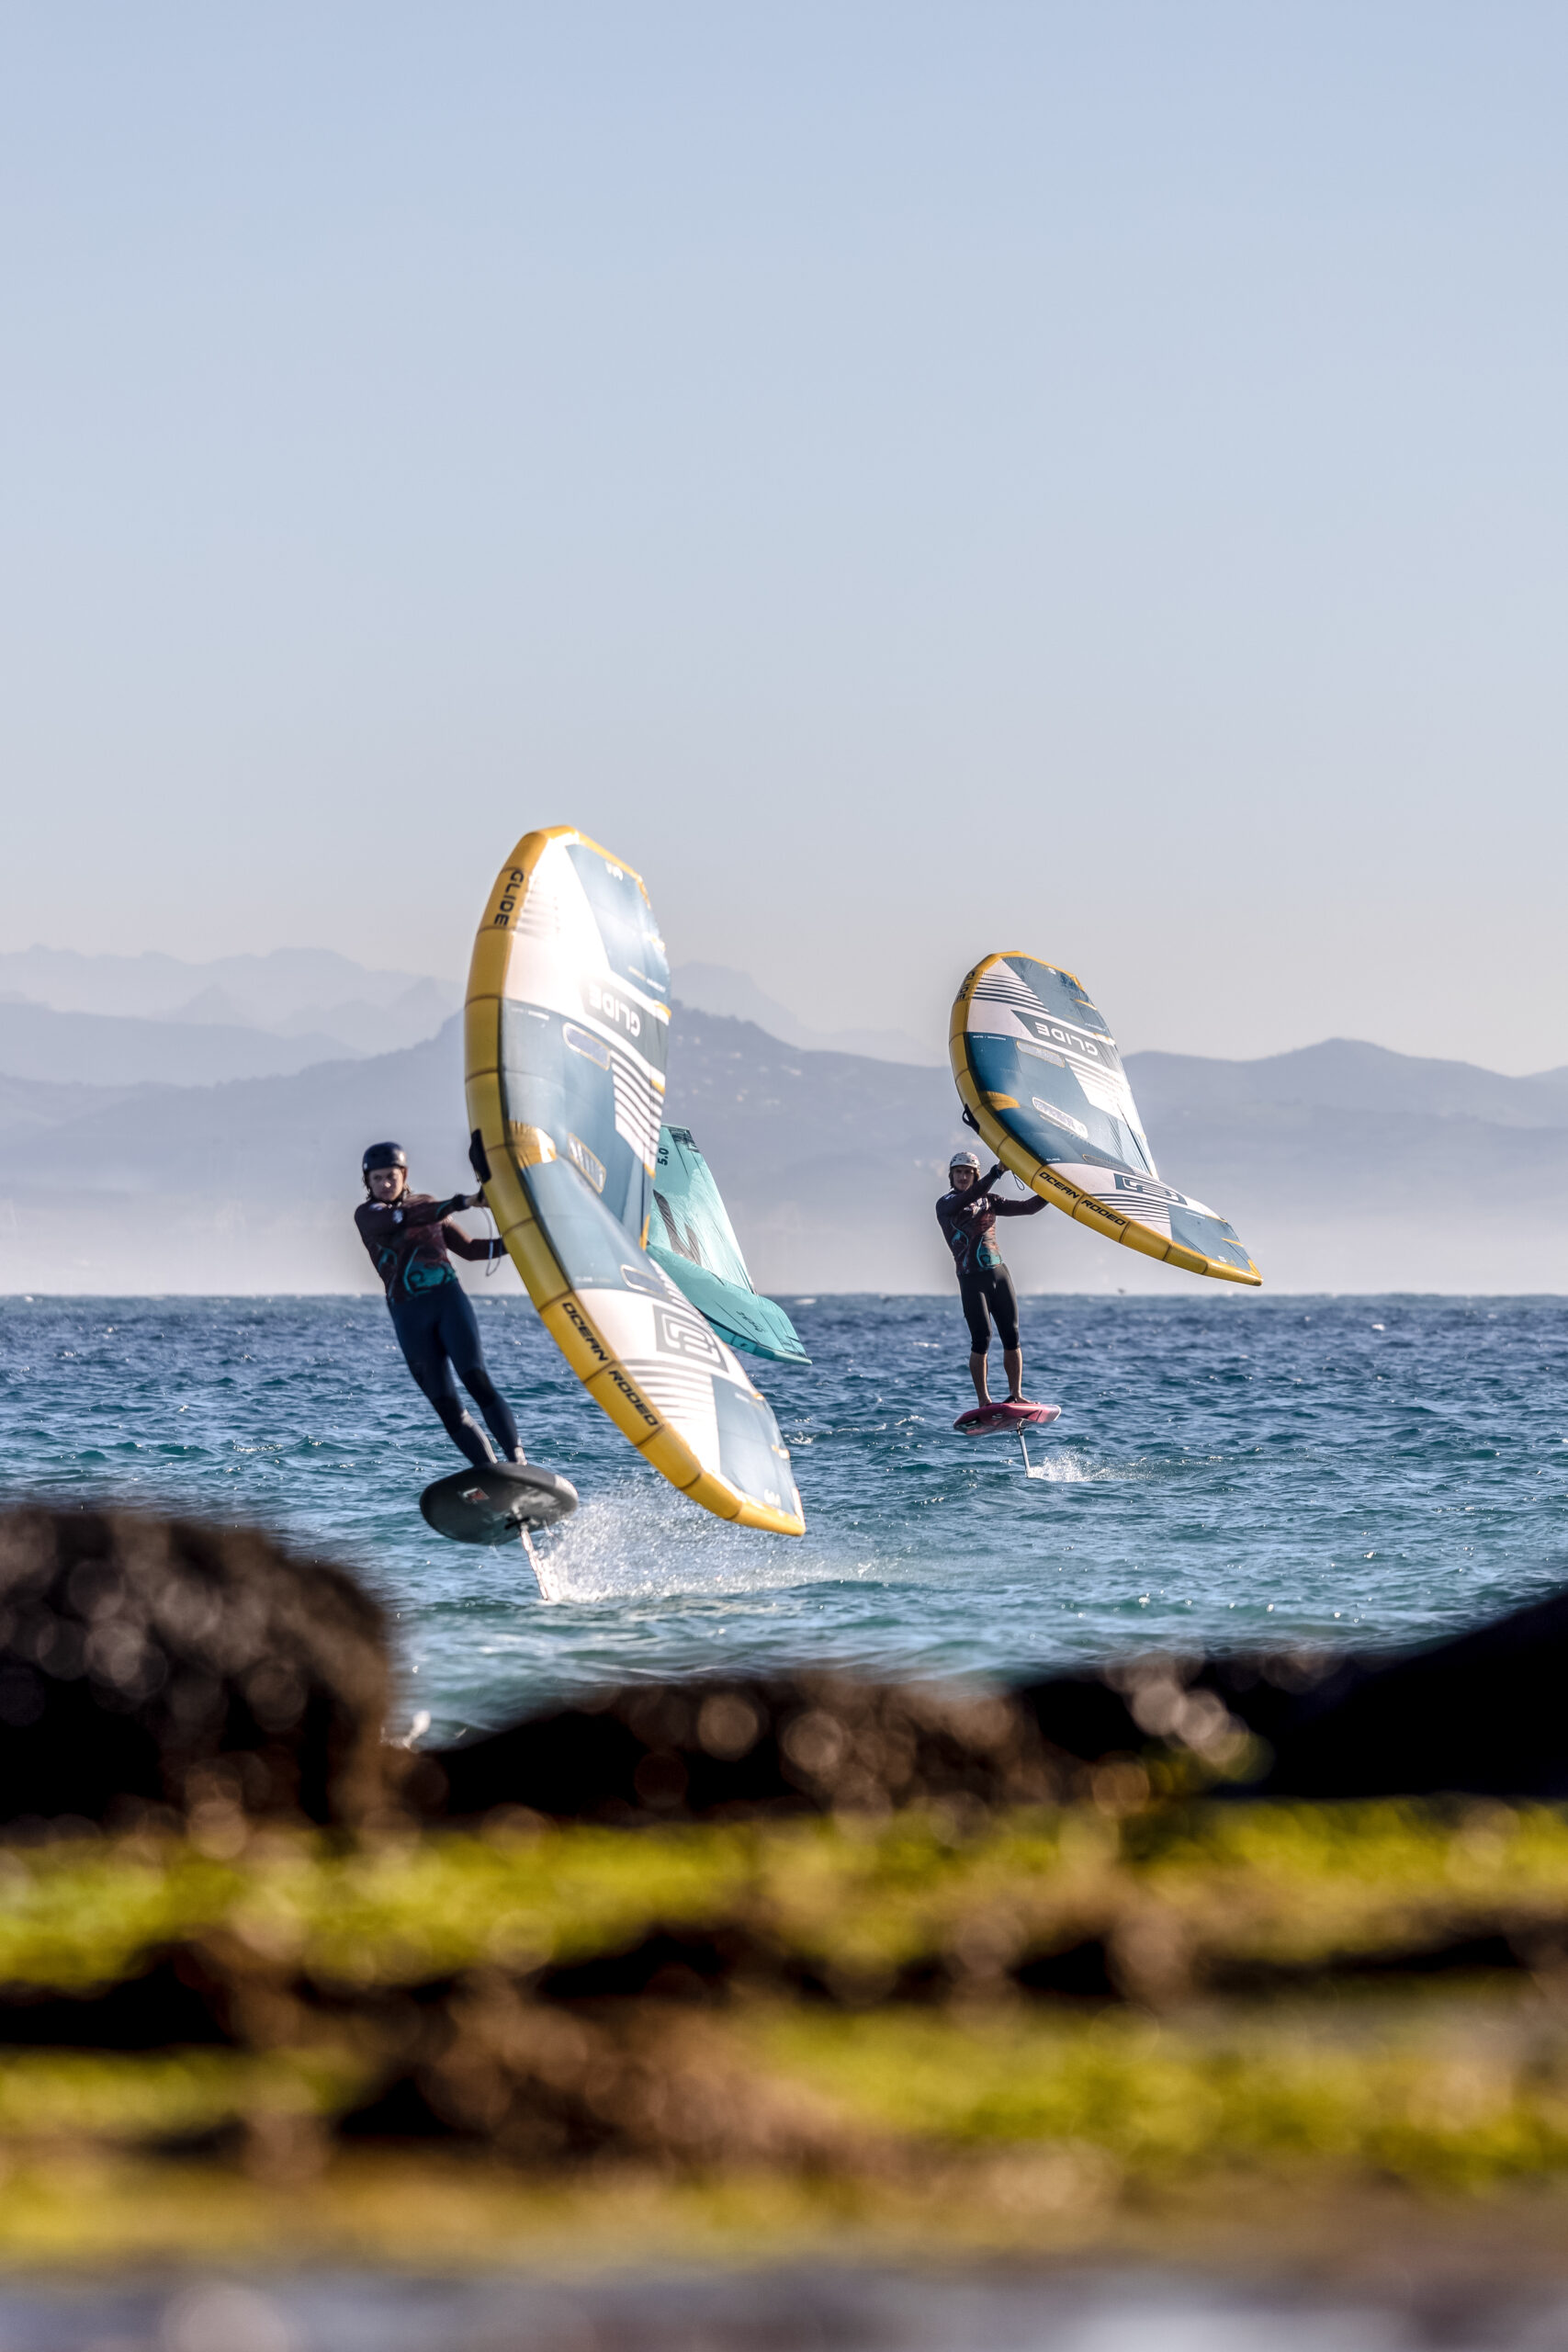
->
[3,3,1565,1069]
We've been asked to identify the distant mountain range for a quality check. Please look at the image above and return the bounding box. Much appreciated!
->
[1131,1039,1568,1130]
[0,1011,1565,1295]
[0,947,459,1065]
[0,951,936,1089]
[0,1001,367,1087]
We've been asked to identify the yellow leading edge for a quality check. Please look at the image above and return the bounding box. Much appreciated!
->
[951,951,1261,1285]
[466,828,805,1535]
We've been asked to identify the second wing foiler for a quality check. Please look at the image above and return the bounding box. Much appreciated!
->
[649,1125,809,1365]
[951,952,1260,1284]
[466,828,804,1533]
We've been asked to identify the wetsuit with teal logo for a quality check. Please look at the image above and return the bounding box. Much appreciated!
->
[354,1193,520,1469]
[935,1167,1045,1352]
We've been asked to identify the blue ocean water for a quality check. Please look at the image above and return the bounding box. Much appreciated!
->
[1,1292,1565,1743]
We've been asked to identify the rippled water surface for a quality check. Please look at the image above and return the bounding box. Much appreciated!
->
[2,1293,1566,1739]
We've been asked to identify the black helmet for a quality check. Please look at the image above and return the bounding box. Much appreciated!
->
[362,1141,408,1176]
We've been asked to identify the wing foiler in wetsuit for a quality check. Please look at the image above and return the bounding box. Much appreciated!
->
[934,1165,1045,1354]
[354,1192,522,1470]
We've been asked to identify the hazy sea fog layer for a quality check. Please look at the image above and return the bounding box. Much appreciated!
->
[2,1293,1565,1742]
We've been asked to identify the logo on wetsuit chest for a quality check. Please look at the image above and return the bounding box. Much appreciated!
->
[405,1261,455,1293]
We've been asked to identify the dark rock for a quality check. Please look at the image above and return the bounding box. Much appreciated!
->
[0,1507,393,1827]
[425,1574,1568,1825]
[0,1953,231,2048]
[1010,1582,1568,1803]
[535,1928,760,2005]
[1201,1928,1533,1996]
[1013,1937,1120,2000]
[1204,1587,1568,1799]
[426,1671,1072,1822]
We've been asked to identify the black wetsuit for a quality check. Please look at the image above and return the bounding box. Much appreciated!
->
[354,1192,520,1470]
[934,1168,1045,1352]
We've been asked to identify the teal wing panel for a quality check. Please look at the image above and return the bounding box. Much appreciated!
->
[651,1124,809,1365]
[648,1247,810,1364]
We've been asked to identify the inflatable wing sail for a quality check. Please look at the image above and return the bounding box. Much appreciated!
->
[466,829,805,1533]
[951,952,1260,1285]
[649,1125,810,1366]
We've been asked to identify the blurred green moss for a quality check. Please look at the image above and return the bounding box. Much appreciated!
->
[0,1800,1565,2224]
[750,2004,1568,2191]
[0,2047,366,2140]
[1,1800,1564,1995]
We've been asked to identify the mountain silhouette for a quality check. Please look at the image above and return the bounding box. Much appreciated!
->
[0,1012,1564,1294]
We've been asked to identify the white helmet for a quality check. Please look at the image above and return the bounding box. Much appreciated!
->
[948,1149,981,1172]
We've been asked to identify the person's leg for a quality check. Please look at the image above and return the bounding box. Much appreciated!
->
[989,1270,1031,1403]
[957,1273,993,1403]
[440,1286,524,1461]
[389,1295,497,1469]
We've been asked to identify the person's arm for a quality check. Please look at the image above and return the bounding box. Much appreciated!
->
[988,1163,1045,1216]
[443,1222,506,1262]
[355,1193,468,1239]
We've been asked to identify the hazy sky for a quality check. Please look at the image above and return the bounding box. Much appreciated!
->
[4,4,1565,1068]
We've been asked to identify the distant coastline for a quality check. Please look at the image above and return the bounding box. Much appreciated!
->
[0,962,1564,1292]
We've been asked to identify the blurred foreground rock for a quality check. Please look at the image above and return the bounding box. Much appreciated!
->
[1199,1582,1568,1799]
[426,1587,1568,1819]
[6,1503,1568,2222]
[0,1508,393,1830]
[4,1504,1568,1838]
[423,1673,1070,1822]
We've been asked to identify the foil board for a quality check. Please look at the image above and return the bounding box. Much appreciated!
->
[420,1461,578,1549]
[953,1401,1061,1436]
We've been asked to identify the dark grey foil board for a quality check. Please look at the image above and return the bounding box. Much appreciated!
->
[419,1463,579,1547]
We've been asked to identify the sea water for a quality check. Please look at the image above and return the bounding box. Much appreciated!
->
[2,1293,1566,1743]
